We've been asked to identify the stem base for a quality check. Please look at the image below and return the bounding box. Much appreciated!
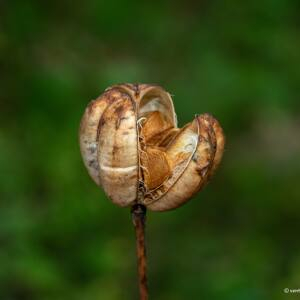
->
[131,204,148,300]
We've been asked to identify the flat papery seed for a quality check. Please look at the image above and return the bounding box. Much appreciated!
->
[79,91,121,185]
[147,115,217,211]
[145,127,180,147]
[97,96,138,207]
[142,118,199,206]
[140,147,171,190]
[155,128,181,148]
[165,120,199,169]
[140,111,173,144]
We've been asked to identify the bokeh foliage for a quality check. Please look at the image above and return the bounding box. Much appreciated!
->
[1,0,300,299]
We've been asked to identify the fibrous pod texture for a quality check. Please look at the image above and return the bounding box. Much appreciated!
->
[79,84,225,211]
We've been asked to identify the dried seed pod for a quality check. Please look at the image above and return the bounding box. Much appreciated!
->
[79,83,225,211]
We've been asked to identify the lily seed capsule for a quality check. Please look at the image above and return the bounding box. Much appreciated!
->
[79,83,225,211]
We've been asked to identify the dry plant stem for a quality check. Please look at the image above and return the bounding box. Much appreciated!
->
[131,204,148,300]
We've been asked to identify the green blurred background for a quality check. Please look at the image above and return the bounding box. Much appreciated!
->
[1,1,300,299]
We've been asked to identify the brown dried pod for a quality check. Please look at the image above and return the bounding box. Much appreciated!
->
[79,83,225,211]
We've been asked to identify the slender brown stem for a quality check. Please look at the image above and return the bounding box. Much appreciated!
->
[131,204,148,300]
